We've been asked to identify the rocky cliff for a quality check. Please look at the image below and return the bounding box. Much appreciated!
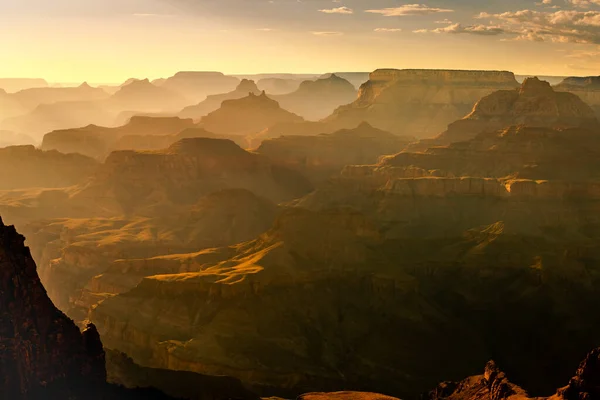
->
[426,347,600,400]
[555,75,600,120]
[199,92,304,136]
[0,216,107,398]
[322,69,520,137]
[69,137,312,215]
[179,79,262,120]
[408,77,598,151]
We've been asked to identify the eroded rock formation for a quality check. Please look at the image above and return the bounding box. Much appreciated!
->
[256,122,412,183]
[272,74,358,120]
[409,77,598,151]
[0,217,106,398]
[0,145,98,189]
[199,92,304,136]
[179,79,262,120]
[323,69,520,137]
[427,347,600,400]
[41,116,195,159]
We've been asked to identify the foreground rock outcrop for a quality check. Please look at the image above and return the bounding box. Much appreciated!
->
[0,216,106,398]
[427,347,600,400]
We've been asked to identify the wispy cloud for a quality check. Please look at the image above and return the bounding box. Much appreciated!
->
[366,4,454,17]
[374,28,402,32]
[319,6,353,14]
[311,31,344,36]
[418,23,507,36]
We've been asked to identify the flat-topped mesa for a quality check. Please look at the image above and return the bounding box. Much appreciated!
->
[369,69,519,86]
[172,71,227,78]
[323,69,521,138]
[556,76,600,89]
[165,137,250,158]
[0,217,107,398]
[123,115,194,133]
[555,75,600,120]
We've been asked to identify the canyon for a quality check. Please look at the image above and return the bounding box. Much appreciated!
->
[4,68,600,400]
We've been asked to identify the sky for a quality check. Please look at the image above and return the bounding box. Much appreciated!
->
[2,0,600,82]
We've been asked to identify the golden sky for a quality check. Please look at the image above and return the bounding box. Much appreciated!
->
[1,0,600,83]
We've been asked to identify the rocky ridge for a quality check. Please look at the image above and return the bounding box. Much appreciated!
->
[408,77,598,151]
[0,216,106,398]
[256,122,413,183]
[179,79,262,120]
[199,92,304,136]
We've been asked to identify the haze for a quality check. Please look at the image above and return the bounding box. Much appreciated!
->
[2,0,600,82]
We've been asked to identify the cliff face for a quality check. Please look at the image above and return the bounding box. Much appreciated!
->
[382,125,600,181]
[199,92,304,135]
[323,69,520,137]
[408,77,598,151]
[555,75,600,120]
[0,217,107,399]
[272,74,358,120]
[179,79,262,120]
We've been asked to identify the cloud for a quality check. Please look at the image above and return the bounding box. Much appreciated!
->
[424,23,507,35]
[570,0,600,7]
[474,9,600,44]
[311,31,343,36]
[365,4,453,17]
[319,6,353,14]
[256,28,276,31]
[374,28,402,32]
